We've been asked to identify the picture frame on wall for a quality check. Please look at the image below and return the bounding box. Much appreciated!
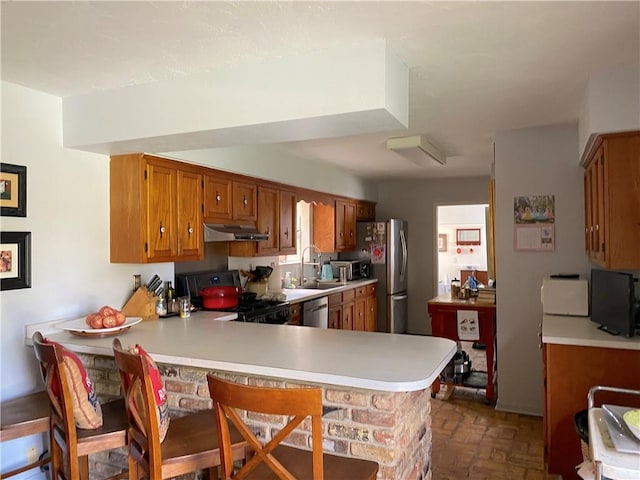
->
[1,163,27,217]
[438,233,447,252]
[1,231,32,290]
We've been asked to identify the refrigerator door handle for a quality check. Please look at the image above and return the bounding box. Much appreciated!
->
[400,228,408,280]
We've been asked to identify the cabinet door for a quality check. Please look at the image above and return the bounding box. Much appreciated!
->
[356,201,376,221]
[146,161,177,261]
[366,284,377,332]
[342,301,354,330]
[257,186,279,255]
[593,147,606,263]
[328,306,342,329]
[583,168,592,255]
[354,297,366,332]
[232,180,257,222]
[290,303,301,326]
[279,189,297,254]
[176,169,203,259]
[204,174,232,221]
[336,200,356,251]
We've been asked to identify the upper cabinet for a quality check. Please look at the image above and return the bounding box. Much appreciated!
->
[356,200,376,221]
[110,153,204,263]
[228,185,297,257]
[313,199,356,253]
[232,180,258,223]
[203,174,232,221]
[583,131,640,269]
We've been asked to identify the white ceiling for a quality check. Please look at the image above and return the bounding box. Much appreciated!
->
[2,1,639,179]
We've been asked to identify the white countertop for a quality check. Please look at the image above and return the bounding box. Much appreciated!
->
[542,314,640,350]
[281,279,378,303]
[26,311,456,393]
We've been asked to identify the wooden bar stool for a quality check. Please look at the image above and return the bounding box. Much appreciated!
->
[32,331,128,480]
[1,391,51,478]
[112,338,247,480]
[207,375,379,480]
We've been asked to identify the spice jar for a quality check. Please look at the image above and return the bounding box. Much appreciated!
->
[156,297,167,316]
[179,297,191,319]
[451,279,461,299]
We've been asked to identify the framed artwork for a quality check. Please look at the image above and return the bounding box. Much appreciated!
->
[1,231,32,290]
[438,233,447,252]
[456,228,481,246]
[1,163,27,217]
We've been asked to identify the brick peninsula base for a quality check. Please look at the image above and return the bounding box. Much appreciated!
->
[85,353,432,480]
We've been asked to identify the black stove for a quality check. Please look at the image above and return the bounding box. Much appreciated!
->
[175,270,290,324]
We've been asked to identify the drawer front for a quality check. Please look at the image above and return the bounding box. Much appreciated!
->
[355,286,367,298]
[342,288,355,303]
[367,284,377,296]
[328,293,343,307]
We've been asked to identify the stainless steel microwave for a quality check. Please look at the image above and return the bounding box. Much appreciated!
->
[329,260,369,281]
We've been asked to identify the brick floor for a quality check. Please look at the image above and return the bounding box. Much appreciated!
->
[430,342,556,480]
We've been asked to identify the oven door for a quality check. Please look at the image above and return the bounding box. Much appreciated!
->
[260,307,291,325]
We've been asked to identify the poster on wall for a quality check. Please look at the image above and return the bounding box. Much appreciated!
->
[513,195,555,251]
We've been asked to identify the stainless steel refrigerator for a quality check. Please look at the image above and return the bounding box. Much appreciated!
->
[349,219,408,333]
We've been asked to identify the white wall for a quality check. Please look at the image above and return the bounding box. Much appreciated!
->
[578,65,640,159]
[167,146,378,201]
[0,82,172,476]
[494,122,589,415]
[377,177,491,335]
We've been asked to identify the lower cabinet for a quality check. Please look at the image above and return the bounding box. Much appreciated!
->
[543,343,640,480]
[289,303,301,326]
[326,285,377,332]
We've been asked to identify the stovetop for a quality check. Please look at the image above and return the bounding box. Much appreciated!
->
[176,270,290,324]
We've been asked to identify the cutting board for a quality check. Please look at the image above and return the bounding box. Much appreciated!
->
[602,404,640,454]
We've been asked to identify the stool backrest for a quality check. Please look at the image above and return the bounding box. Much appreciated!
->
[207,375,324,479]
[112,338,163,478]
[32,331,81,478]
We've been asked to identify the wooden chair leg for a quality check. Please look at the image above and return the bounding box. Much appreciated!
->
[79,455,90,480]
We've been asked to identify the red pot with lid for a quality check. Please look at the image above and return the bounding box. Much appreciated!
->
[198,286,241,309]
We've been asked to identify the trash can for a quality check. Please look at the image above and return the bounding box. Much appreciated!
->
[574,409,591,462]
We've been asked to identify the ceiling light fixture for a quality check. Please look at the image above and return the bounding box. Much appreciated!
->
[386,135,446,166]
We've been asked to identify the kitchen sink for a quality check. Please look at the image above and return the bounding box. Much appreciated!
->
[302,282,341,290]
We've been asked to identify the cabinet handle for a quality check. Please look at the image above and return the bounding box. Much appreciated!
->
[340,232,344,238]
[159,222,166,238]
[187,223,193,238]
[243,195,248,207]
[284,228,289,238]
[266,228,270,235]
[215,192,221,204]
[595,224,599,231]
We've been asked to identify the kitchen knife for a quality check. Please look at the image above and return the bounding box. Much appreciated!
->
[153,282,165,297]
[146,274,160,289]
[148,277,162,294]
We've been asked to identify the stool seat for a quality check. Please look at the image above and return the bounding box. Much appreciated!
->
[1,391,51,478]
[1,390,50,442]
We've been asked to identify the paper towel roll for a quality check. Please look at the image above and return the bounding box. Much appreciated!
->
[268,263,281,292]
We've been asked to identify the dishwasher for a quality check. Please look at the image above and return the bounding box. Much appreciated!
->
[302,296,328,328]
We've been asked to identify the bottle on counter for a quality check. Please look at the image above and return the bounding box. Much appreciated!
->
[164,281,176,313]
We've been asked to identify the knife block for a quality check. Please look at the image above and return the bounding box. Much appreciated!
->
[122,287,159,321]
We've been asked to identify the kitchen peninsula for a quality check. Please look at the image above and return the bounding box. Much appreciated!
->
[26,314,456,480]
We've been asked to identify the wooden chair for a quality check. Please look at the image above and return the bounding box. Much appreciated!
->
[112,338,247,480]
[32,331,128,480]
[1,391,51,478]
[207,375,379,480]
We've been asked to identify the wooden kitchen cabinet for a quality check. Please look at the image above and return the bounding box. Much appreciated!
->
[583,131,640,269]
[110,153,204,263]
[232,180,257,222]
[354,285,367,332]
[356,200,376,221]
[543,342,640,480]
[335,200,356,251]
[328,293,342,329]
[365,284,377,332]
[229,186,297,257]
[279,188,297,254]
[204,174,232,221]
[289,303,301,326]
[313,200,356,253]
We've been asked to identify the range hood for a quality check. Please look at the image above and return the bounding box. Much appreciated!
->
[203,223,269,242]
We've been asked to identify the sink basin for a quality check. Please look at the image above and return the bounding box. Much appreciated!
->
[302,281,341,290]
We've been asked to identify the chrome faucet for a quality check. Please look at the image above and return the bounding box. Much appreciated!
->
[300,244,319,287]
